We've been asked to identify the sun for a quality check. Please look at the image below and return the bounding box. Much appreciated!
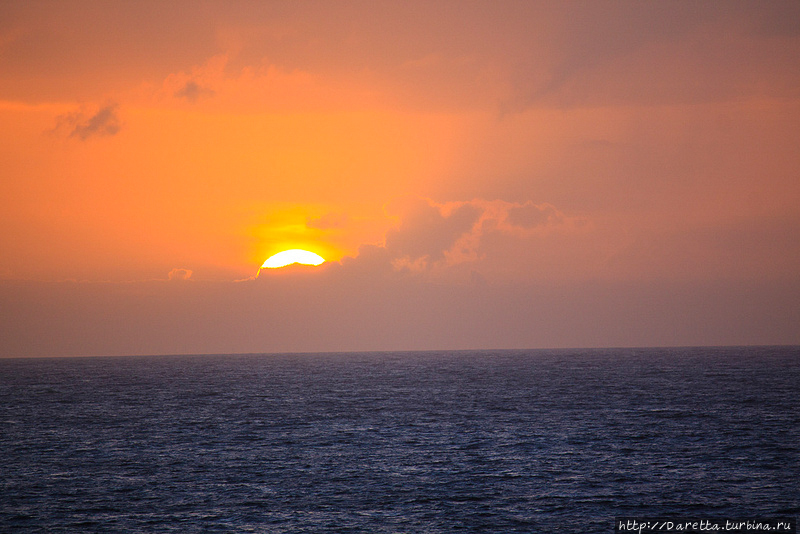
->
[261,249,326,269]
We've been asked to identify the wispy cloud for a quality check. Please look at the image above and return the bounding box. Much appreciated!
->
[174,80,214,102]
[56,104,121,140]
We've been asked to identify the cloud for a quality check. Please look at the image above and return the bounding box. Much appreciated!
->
[57,104,121,139]
[505,202,564,229]
[5,265,798,357]
[329,196,582,280]
[383,197,481,266]
[174,80,214,102]
[168,268,192,281]
[436,199,588,279]
[501,3,800,112]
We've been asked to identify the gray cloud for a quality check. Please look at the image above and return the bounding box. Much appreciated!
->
[174,80,214,102]
[320,197,580,283]
[505,202,564,229]
[61,104,121,139]
[383,197,481,264]
[4,271,799,357]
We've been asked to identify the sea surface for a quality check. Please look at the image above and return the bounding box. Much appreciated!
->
[1,347,798,533]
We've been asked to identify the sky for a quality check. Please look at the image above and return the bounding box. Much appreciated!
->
[2,1,799,357]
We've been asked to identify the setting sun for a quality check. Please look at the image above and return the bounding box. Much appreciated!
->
[261,249,326,269]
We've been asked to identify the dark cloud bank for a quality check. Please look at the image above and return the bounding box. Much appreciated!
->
[2,265,798,358]
[2,196,798,357]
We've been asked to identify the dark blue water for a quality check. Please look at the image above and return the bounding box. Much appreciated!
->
[1,347,798,533]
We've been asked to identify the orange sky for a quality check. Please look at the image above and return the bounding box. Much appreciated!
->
[2,1,799,356]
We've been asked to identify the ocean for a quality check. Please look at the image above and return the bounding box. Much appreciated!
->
[1,347,798,533]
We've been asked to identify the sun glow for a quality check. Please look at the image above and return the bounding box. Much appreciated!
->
[261,249,326,269]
